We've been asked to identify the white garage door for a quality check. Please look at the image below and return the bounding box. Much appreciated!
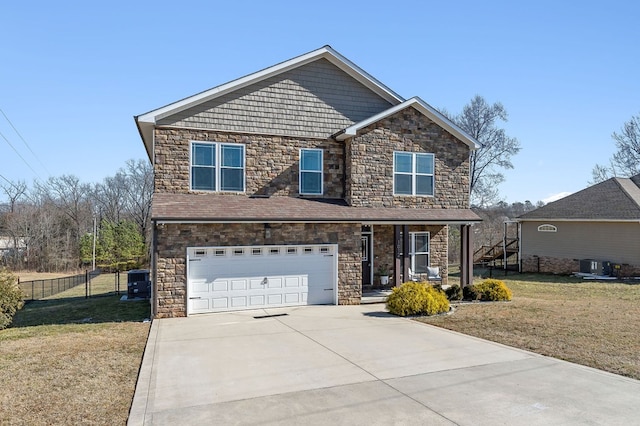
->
[187,244,338,314]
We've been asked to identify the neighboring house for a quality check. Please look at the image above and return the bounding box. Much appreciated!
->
[135,46,481,318]
[517,174,640,276]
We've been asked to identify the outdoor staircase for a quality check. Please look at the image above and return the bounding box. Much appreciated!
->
[474,238,519,266]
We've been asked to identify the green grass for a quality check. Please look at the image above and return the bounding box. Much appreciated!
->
[0,272,151,425]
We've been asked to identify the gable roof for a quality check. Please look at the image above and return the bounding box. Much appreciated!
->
[333,97,479,149]
[518,175,640,222]
[135,45,404,158]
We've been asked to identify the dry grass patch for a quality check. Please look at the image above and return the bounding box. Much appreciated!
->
[417,274,640,379]
[16,271,72,282]
[0,273,150,425]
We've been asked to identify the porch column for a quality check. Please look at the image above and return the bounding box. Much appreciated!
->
[394,225,402,287]
[402,225,410,284]
[460,224,473,287]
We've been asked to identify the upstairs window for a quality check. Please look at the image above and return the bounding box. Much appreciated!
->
[299,148,323,195]
[394,152,434,196]
[537,224,557,232]
[191,142,245,192]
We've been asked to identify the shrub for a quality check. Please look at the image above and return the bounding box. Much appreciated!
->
[445,284,463,301]
[0,269,24,330]
[470,278,513,301]
[386,281,449,316]
[463,285,479,301]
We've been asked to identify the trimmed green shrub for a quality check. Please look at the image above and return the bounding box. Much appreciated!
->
[445,284,463,301]
[470,278,513,301]
[0,269,24,330]
[463,285,479,301]
[386,281,450,317]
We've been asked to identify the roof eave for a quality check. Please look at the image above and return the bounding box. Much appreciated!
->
[153,218,482,225]
[517,218,640,223]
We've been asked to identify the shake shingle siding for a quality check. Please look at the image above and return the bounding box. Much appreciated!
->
[157,59,393,138]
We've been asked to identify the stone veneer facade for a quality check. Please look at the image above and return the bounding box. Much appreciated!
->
[346,107,470,208]
[154,222,360,318]
[151,105,472,318]
[154,128,344,198]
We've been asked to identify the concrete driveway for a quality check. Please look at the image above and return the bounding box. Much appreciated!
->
[129,305,640,425]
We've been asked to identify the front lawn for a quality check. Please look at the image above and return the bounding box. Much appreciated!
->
[417,273,640,379]
[0,273,150,425]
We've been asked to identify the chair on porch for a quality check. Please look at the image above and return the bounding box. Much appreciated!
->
[408,267,442,283]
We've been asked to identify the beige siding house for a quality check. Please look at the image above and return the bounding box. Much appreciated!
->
[518,175,640,276]
[135,46,481,318]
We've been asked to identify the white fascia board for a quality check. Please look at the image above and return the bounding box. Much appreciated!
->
[336,97,480,150]
[135,45,404,126]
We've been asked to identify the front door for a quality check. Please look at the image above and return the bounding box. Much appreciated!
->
[361,233,372,286]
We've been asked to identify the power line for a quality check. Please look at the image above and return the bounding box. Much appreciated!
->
[0,129,42,179]
[0,108,51,176]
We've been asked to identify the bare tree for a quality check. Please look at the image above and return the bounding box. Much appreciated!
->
[447,95,521,206]
[591,113,640,183]
[0,158,153,272]
[0,179,27,214]
[93,173,128,224]
[120,159,153,248]
[34,175,94,268]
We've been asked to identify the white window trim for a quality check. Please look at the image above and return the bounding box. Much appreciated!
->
[299,148,323,195]
[190,141,246,193]
[393,152,435,196]
[409,231,430,273]
[537,224,557,232]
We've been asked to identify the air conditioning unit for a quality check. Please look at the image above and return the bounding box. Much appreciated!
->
[579,259,602,275]
[127,269,151,299]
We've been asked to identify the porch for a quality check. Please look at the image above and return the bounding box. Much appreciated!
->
[360,223,474,292]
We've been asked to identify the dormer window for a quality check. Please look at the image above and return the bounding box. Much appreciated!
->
[393,152,434,196]
[299,148,323,195]
[191,142,245,192]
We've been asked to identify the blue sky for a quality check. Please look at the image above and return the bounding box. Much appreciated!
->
[1,0,638,204]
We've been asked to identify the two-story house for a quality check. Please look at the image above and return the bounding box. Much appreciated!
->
[135,46,481,318]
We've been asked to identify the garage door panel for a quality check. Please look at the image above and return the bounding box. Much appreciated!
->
[212,298,228,309]
[285,276,303,288]
[231,296,247,307]
[191,280,209,294]
[267,277,283,288]
[187,245,336,314]
[267,294,283,305]
[284,293,300,303]
[212,281,228,292]
[250,295,265,305]
[249,278,264,289]
[191,298,210,313]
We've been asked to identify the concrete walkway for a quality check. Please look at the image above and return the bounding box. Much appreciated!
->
[129,305,640,425]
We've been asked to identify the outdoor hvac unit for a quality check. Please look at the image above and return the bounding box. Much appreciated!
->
[579,260,612,276]
[127,269,151,299]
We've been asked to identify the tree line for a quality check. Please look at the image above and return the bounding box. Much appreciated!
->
[0,159,152,272]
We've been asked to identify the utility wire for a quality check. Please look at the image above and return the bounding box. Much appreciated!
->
[0,129,42,179]
[0,108,51,176]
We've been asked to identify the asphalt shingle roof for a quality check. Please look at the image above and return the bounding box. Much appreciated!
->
[151,193,481,223]
[518,175,640,221]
